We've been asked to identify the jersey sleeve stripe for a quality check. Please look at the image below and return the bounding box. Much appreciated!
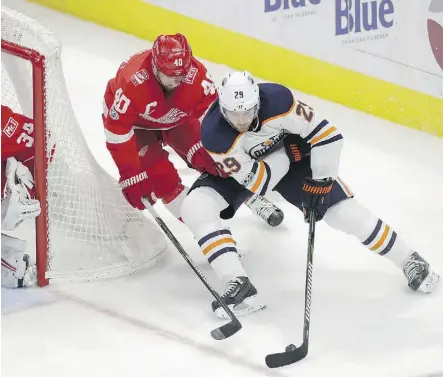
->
[310,126,337,145]
[311,134,343,148]
[250,161,259,175]
[259,162,272,196]
[250,161,266,192]
[206,132,243,155]
[104,127,134,144]
[187,141,203,164]
[303,119,329,142]
[262,101,296,126]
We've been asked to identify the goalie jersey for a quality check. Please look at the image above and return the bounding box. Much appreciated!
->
[201,83,344,196]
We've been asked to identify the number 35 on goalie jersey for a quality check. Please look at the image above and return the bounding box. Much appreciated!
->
[1,105,34,162]
[200,83,344,196]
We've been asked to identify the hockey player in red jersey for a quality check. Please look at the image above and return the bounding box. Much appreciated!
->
[102,33,220,219]
[1,105,35,193]
[1,105,39,288]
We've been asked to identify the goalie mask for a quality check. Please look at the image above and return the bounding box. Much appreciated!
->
[218,71,260,133]
[152,33,192,91]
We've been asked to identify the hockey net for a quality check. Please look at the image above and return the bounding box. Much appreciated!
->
[1,6,166,286]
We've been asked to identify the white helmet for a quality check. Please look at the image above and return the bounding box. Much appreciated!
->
[218,71,260,132]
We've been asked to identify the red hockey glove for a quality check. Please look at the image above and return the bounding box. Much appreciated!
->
[119,169,156,210]
[187,142,220,176]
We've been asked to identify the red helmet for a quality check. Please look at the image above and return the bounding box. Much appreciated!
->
[152,33,192,76]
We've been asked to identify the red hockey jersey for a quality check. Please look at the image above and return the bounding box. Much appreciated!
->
[102,49,217,175]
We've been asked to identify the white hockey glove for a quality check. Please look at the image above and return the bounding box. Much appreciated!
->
[1,234,36,288]
[4,157,34,199]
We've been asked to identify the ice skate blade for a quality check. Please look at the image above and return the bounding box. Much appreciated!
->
[418,270,440,293]
[214,295,266,320]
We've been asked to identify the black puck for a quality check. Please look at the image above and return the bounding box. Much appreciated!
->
[285,344,296,352]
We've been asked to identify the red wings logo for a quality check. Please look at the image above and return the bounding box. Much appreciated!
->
[139,102,188,125]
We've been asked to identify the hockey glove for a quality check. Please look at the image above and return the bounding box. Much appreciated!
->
[301,177,333,222]
[119,169,155,210]
[5,157,35,199]
[187,142,221,177]
[283,134,310,163]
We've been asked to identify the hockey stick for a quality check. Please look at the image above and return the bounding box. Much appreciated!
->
[141,197,242,340]
[265,210,316,368]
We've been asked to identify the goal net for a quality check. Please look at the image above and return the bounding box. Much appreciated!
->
[1,6,167,286]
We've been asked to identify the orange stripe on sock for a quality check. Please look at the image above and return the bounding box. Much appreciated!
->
[203,238,235,255]
[370,225,390,252]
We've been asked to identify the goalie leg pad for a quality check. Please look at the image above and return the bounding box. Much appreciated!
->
[1,233,35,288]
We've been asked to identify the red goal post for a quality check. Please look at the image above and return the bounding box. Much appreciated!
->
[2,38,49,285]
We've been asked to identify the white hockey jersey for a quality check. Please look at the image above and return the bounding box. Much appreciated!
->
[200,83,344,197]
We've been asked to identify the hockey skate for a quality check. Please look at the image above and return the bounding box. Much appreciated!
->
[246,195,284,227]
[212,276,266,320]
[402,252,440,293]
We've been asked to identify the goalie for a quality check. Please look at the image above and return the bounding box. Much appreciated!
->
[1,106,39,288]
[180,71,440,319]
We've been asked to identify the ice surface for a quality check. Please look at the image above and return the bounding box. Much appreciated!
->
[2,0,443,376]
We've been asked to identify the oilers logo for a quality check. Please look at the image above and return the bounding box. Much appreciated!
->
[248,130,285,158]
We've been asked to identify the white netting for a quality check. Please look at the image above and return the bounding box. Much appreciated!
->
[1,6,167,282]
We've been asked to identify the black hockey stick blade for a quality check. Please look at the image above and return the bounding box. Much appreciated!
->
[210,319,242,340]
[265,343,308,368]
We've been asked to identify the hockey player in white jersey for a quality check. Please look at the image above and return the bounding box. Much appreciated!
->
[180,71,440,319]
[1,157,39,288]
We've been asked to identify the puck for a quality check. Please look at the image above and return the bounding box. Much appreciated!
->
[285,344,296,352]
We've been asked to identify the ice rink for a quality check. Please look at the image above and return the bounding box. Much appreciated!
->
[2,0,443,376]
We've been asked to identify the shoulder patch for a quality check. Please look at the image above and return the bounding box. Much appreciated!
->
[130,69,149,86]
[258,83,294,125]
[201,103,240,154]
[3,116,18,138]
[183,66,198,84]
